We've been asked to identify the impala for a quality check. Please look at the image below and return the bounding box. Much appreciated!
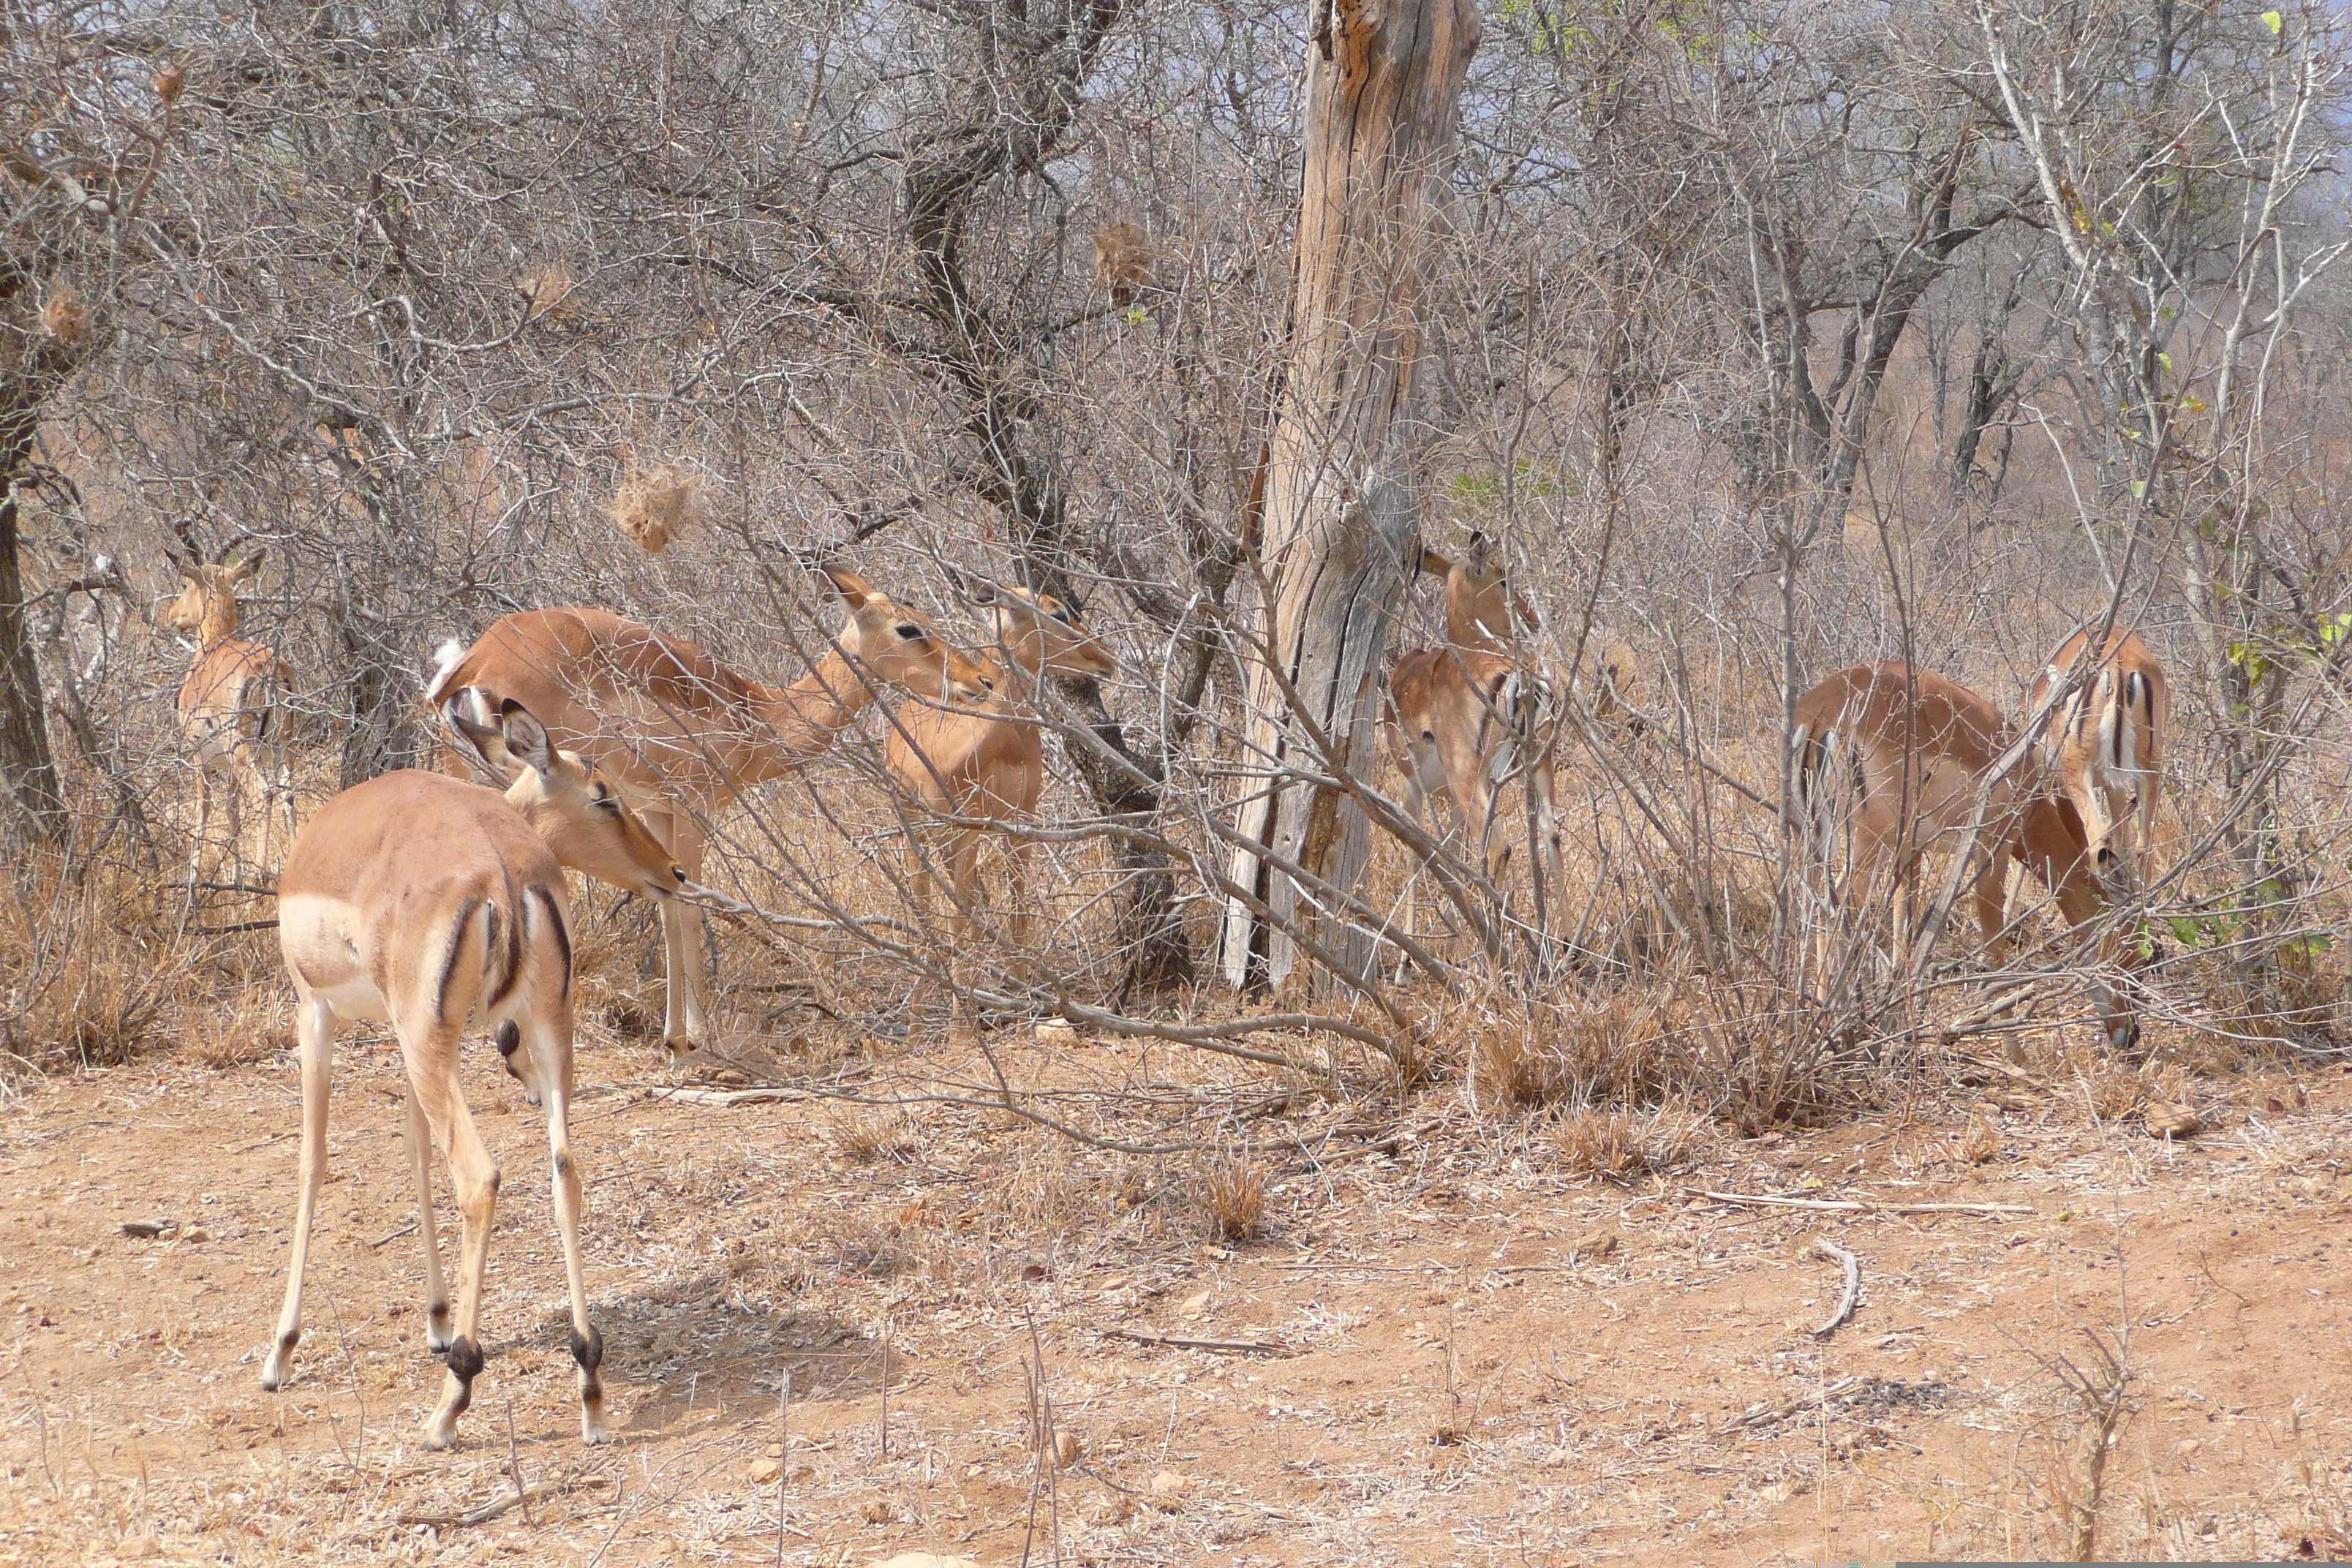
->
[2028,624,2169,894]
[1789,661,2136,1049]
[884,575,1117,943]
[162,539,297,877]
[1412,533,1644,731]
[425,563,990,1056]
[1382,535,1567,959]
[265,693,687,1449]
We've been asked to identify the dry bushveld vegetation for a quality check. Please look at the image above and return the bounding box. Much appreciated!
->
[7,0,2352,1561]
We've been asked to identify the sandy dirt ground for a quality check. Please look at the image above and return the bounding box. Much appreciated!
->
[5,1023,2352,1566]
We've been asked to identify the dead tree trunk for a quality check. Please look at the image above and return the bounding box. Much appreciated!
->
[1218,0,1480,995]
[0,276,86,845]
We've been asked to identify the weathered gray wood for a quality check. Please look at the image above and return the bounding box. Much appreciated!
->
[1221,0,1481,994]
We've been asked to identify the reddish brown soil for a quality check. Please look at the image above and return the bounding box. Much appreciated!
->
[4,1030,2351,1565]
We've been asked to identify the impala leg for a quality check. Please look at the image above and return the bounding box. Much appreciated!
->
[225,750,266,890]
[262,998,335,1392]
[1970,847,2013,965]
[645,808,709,1058]
[1528,751,1564,951]
[1003,833,1033,948]
[1388,740,1431,983]
[404,1023,500,1450]
[403,1081,453,1353]
[905,826,937,923]
[188,762,214,884]
[278,739,300,869]
[527,1011,610,1444]
[946,827,983,946]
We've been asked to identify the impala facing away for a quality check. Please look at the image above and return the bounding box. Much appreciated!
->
[1790,661,2136,1049]
[265,693,687,1449]
[2029,624,2170,894]
[884,576,1117,944]
[426,564,989,1056]
[162,540,297,877]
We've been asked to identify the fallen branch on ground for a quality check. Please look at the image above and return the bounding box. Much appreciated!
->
[1102,1329,1289,1356]
[1688,1188,2032,1218]
[1718,1376,1866,1436]
[1811,1238,1861,1338]
[395,1474,608,1530]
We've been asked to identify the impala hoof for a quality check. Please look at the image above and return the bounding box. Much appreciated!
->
[260,1329,298,1390]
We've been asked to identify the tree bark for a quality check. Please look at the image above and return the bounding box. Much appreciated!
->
[0,458,64,843]
[0,265,85,845]
[1219,0,1480,994]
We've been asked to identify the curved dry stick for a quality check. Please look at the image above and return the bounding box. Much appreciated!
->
[1811,1237,1861,1339]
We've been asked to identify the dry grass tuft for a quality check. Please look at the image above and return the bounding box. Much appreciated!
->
[1191,1149,1270,1241]
[42,286,88,345]
[1956,1108,2005,1165]
[1472,1022,1556,1108]
[610,459,704,554]
[1551,1103,1707,1183]
[833,1112,917,1165]
[186,979,293,1070]
[0,865,184,1073]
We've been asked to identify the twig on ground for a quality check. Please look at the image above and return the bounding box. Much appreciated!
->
[503,1402,531,1527]
[648,1086,803,1109]
[1811,1238,1861,1338]
[1103,1328,1289,1355]
[396,1477,599,1529]
[1689,1188,2032,1218]
[1717,1375,1866,1436]
[775,1368,791,1568]
[369,1221,418,1249]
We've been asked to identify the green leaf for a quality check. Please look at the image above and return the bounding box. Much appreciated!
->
[2263,10,2283,35]
[2131,480,2149,499]
[2156,350,2174,375]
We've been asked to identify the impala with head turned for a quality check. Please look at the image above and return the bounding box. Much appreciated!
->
[162,535,298,877]
[1790,661,2137,1050]
[424,561,988,1058]
[885,573,1118,944]
[2029,624,2169,896]
[1383,530,1650,966]
[264,693,687,1450]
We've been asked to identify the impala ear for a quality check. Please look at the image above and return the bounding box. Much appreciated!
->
[817,562,877,611]
[168,552,199,584]
[959,572,1002,608]
[442,689,515,783]
[496,698,557,779]
[229,546,266,583]
[1417,546,1454,578]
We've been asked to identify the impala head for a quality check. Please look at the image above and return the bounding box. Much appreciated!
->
[1587,641,1648,739]
[1418,532,1516,650]
[960,575,1118,680]
[444,691,687,903]
[162,546,265,641]
[816,563,990,704]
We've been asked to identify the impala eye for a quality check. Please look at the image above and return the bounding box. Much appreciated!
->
[895,623,921,639]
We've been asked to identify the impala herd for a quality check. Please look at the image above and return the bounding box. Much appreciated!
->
[157,533,2171,1447]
